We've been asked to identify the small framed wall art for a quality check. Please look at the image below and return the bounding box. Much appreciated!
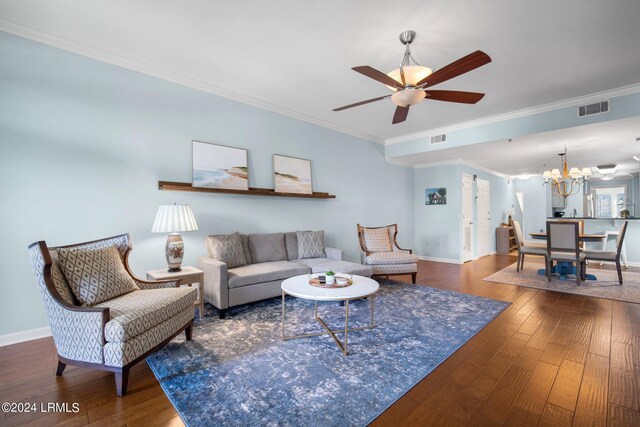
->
[425,187,447,205]
[192,140,249,190]
[273,155,312,194]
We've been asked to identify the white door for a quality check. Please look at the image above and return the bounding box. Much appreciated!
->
[462,174,474,262]
[477,178,491,258]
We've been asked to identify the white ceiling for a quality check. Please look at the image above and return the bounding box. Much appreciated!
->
[400,116,640,177]
[1,0,640,143]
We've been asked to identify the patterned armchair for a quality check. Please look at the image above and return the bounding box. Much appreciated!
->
[28,234,197,396]
[357,224,418,283]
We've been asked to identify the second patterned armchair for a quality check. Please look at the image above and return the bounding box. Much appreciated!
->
[357,224,418,283]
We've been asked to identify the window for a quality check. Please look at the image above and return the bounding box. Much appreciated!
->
[591,186,626,218]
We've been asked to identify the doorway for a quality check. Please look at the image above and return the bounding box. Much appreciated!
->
[461,174,474,262]
[476,178,491,258]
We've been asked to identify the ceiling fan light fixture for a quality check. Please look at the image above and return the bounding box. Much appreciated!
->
[391,88,426,107]
[386,65,433,91]
[332,30,491,124]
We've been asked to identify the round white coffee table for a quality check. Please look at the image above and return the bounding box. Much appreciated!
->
[281,274,379,356]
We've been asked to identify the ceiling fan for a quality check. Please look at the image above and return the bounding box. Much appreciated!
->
[333,30,492,124]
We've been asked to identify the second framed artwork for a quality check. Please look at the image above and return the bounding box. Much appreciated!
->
[273,155,312,194]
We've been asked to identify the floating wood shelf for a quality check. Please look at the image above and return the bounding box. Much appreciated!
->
[158,181,336,199]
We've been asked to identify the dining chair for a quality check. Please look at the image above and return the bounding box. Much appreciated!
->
[509,218,547,272]
[546,221,586,285]
[583,221,628,285]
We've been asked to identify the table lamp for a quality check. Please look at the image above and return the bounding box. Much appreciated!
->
[152,204,198,272]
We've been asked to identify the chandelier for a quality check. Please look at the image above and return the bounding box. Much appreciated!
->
[542,147,591,198]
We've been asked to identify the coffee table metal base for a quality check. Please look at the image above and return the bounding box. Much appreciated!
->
[281,291,375,356]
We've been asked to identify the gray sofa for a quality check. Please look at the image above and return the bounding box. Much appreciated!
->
[198,231,372,318]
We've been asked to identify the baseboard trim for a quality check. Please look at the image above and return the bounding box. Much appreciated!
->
[0,326,51,347]
[417,256,464,265]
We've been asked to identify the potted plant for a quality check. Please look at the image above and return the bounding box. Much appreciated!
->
[325,270,336,285]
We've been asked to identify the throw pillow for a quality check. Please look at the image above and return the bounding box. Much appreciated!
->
[363,227,392,252]
[297,230,326,259]
[206,232,247,268]
[58,246,139,307]
[247,233,287,263]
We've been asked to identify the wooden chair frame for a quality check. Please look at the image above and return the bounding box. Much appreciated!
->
[546,221,585,286]
[30,234,193,396]
[509,218,548,273]
[357,224,417,284]
[584,221,628,285]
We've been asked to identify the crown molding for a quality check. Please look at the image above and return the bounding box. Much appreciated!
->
[385,83,640,145]
[414,159,507,178]
[0,20,384,145]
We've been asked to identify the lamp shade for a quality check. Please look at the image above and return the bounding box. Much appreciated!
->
[152,205,198,233]
[568,167,582,177]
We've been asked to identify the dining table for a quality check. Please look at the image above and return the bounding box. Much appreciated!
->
[529,232,607,280]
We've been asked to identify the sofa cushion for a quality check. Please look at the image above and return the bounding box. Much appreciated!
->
[284,232,299,260]
[363,228,392,252]
[292,258,373,277]
[248,233,287,263]
[297,230,326,259]
[313,260,373,277]
[365,251,418,265]
[290,258,330,269]
[239,234,252,264]
[227,261,309,289]
[95,287,197,342]
[58,246,139,306]
[206,232,247,268]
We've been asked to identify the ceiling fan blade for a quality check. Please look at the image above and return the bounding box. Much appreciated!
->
[425,90,485,104]
[392,106,409,124]
[332,95,390,111]
[352,66,404,89]
[416,50,491,88]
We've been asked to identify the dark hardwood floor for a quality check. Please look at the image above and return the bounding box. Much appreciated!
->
[2,255,639,426]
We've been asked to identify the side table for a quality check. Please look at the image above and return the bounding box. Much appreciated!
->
[146,266,205,319]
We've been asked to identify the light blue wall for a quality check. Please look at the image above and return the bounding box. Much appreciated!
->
[513,177,549,235]
[0,32,414,336]
[414,165,462,260]
[414,164,514,261]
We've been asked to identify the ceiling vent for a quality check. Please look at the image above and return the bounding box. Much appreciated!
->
[578,100,609,117]
[430,134,447,144]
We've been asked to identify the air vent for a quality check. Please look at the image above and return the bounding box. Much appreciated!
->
[430,134,447,144]
[578,100,609,117]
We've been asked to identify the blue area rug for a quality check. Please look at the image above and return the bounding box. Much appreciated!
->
[147,280,509,426]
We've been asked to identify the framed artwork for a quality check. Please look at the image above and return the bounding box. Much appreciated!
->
[425,187,447,205]
[273,155,312,194]
[192,140,249,190]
